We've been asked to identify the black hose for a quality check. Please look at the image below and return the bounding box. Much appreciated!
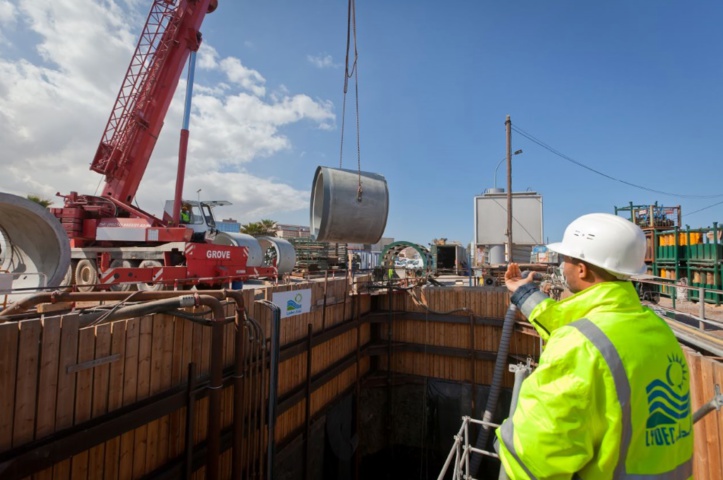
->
[470,303,518,476]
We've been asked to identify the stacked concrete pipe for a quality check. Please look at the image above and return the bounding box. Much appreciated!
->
[0,193,70,301]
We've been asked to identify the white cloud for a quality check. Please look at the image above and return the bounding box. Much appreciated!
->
[307,53,337,69]
[0,0,17,26]
[0,0,335,220]
[219,57,266,97]
[197,43,220,70]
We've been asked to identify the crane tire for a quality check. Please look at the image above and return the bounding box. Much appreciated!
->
[109,259,135,292]
[59,262,75,292]
[75,259,98,292]
[136,260,165,292]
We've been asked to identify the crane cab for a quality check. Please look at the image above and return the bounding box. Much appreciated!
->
[163,199,231,241]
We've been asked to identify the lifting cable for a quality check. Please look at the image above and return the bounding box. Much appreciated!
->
[338,0,363,202]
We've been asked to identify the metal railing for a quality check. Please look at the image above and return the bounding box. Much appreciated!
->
[437,416,500,480]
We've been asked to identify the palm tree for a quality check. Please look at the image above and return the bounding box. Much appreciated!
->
[26,194,53,208]
[240,219,277,237]
[258,219,277,237]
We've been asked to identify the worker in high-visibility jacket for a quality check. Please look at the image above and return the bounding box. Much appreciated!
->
[497,213,693,479]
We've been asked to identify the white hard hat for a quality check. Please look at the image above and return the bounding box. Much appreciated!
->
[547,213,647,278]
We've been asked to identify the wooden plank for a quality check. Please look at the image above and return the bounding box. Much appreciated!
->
[690,353,707,479]
[87,322,112,480]
[12,320,41,447]
[175,315,195,457]
[36,302,73,314]
[103,319,127,480]
[167,316,186,460]
[35,317,61,439]
[132,316,154,478]
[158,316,175,468]
[144,317,163,472]
[118,317,140,480]
[34,317,61,480]
[52,314,79,480]
[712,360,723,480]
[701,357,722,480]
[0,322,19,451]
[70,327,96,479]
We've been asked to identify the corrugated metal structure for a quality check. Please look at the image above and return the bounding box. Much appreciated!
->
[473,190,543,265]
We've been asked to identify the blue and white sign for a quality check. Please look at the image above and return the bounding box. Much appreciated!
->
[272,289,312,318]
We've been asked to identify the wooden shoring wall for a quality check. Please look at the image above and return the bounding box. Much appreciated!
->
[683,346,723,480]
[0,276,371,480]
[4,280,723,479]
[372,286,540,388]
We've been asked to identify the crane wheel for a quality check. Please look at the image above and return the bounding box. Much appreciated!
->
[59,262,76,292]
[76,259,98,292]
[109,259,134,292]
[136,260,165,291]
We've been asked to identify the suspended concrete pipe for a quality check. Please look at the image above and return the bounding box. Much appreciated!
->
[257,236,296,274]
[310,166,389,244]
[0,192,70,301]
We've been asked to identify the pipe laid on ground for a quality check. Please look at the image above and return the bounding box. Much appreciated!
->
[256,300,281,480]
[470,303,518,476]
[224,290,248,480]
[693,385,723,424]
[0,289,228,318]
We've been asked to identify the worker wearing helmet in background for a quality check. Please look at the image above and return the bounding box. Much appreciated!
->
[497,213,692,479]
[180,203,191,224]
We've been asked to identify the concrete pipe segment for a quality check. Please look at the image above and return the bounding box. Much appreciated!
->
[257,236,296,274]
[310,166,389,244]
[213,231,264,267]
[0,192,71,301]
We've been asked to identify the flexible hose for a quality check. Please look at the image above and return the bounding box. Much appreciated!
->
[469,303,518,476]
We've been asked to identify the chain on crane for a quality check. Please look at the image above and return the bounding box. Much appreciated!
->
[338,0,363,202]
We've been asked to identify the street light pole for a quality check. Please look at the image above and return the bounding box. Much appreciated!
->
[493,149,522,190]
[506,115,513,263]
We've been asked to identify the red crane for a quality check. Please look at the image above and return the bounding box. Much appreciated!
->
[52,0,284,291]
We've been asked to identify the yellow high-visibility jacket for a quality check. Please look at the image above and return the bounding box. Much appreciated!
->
[496,281,693,479]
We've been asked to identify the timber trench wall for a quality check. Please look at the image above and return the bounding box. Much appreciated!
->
[1,281,722,479]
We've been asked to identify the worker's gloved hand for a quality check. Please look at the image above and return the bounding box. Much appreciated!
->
[505,263,550,319]
[504,263,537,293]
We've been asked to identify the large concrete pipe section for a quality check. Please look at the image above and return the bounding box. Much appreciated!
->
[310,166,389,244]
[0,193,70,301]
[257,236,296,274]
[212,232,263,266]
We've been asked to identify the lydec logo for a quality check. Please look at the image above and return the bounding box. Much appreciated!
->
[206,250,231,260]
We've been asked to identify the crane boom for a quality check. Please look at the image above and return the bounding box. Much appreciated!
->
[49,0,288,291]
[90,0,217,204]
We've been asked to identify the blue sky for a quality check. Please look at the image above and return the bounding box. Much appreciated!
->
[2,1,723,248]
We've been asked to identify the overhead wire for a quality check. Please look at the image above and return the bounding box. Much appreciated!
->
[511,125,723,200]
[338,0,363,200]
[686,199,723,218]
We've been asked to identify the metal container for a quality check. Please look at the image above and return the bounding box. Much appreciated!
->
[488,245,505,265]
[310,166,389,244]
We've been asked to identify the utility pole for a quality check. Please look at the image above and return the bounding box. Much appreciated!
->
[505,115,512,263]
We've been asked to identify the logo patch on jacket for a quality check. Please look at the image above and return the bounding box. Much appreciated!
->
[645,354,691,446]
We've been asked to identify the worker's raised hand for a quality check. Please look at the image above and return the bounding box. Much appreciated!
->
[504,262,535,293]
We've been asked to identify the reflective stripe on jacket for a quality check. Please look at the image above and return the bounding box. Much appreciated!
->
[496,281,693,479]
